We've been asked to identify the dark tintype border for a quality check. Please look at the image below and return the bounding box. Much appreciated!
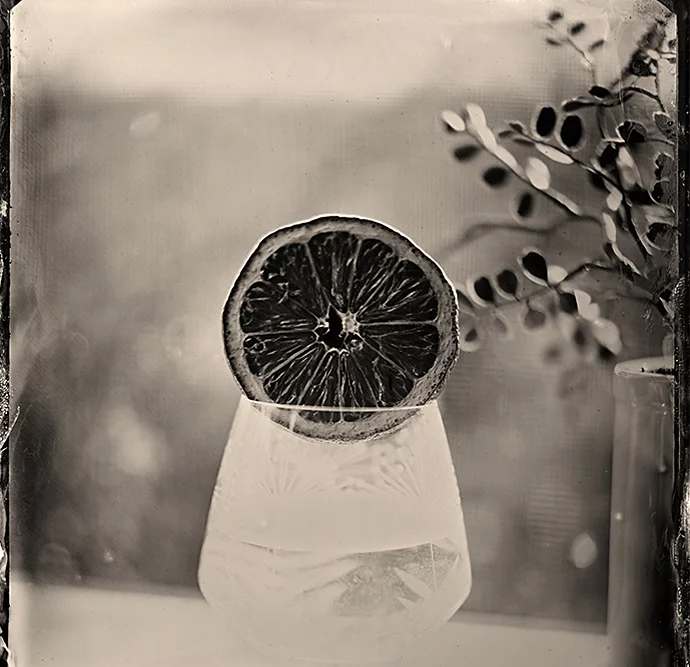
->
[0,0,11,664]
[674,2,690,665]
[0,2,686,667]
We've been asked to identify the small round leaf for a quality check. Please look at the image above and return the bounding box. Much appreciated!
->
[617,146,636,171]
[543,344,563,364]
[441,110,467,133]
[605,190,624,212]
[596,142,619,171]
[589,85,610,98]
[471,276,496,305]
[494,269,519,299]
[660,290,675,319]
[493,146,519,170]
[591,319,622,355]
[616,121,647,144]
[602,212,618,242]
[629,53,655,77]
[559,115,584,149]
[547,265,568,285]
[464,104,488,131]
[573,324,590,348]
[558,291,579,315]
[534,143,574,165]
[534,106,558,138]
[508,120,527,133]
[603,242,642,276]
[646,223,675,251]
[588,171,608,191]
[653,112,676,140]
[519,249,549,285]
[568,21,586,36]
[454,144,480,161]
[651,180,675,207]
[488,312,513,341]
[515,192,535,219]
[459,322,483,352]
[572,289,592,311]
[654,152,674,180]
[475,125,498,152]
[512,135,536,146]
[482,167,510,187]
[628,186,654,206]
[526,157,551,190]
[521,304,548,331]
[561,98,595,112]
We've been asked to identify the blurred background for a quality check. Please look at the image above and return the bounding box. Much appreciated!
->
[9,0,670,634]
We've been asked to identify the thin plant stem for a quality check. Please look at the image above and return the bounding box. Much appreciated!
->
[541,21,597,86]
[435,215,601,261]
[551,13,659,267]
[464,126,582,218]
[503,128,622,194]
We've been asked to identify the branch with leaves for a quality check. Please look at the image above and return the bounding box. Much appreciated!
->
[439,9,677,365]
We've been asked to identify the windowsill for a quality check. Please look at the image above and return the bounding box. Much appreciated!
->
[10,574,609,667]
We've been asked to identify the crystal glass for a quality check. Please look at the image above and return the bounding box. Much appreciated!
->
[198,396,471,664]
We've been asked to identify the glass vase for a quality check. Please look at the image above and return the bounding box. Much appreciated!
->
[608,357,674,667]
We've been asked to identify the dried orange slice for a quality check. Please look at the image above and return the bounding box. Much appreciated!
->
[223,215,459,440]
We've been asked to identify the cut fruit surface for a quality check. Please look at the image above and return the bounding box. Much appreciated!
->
[223,215,459,441]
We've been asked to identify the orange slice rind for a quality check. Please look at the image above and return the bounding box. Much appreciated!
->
[223,215,459,441]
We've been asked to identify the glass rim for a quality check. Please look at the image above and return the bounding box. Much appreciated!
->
[245,396,437,414]
[614,356,674,380]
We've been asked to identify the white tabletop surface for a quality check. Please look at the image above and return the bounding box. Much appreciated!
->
[9,575,609,667]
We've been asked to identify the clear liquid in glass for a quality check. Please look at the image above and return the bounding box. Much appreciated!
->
[198,399,471,664]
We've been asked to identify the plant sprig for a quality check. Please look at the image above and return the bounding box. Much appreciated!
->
[439,8,677,364]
